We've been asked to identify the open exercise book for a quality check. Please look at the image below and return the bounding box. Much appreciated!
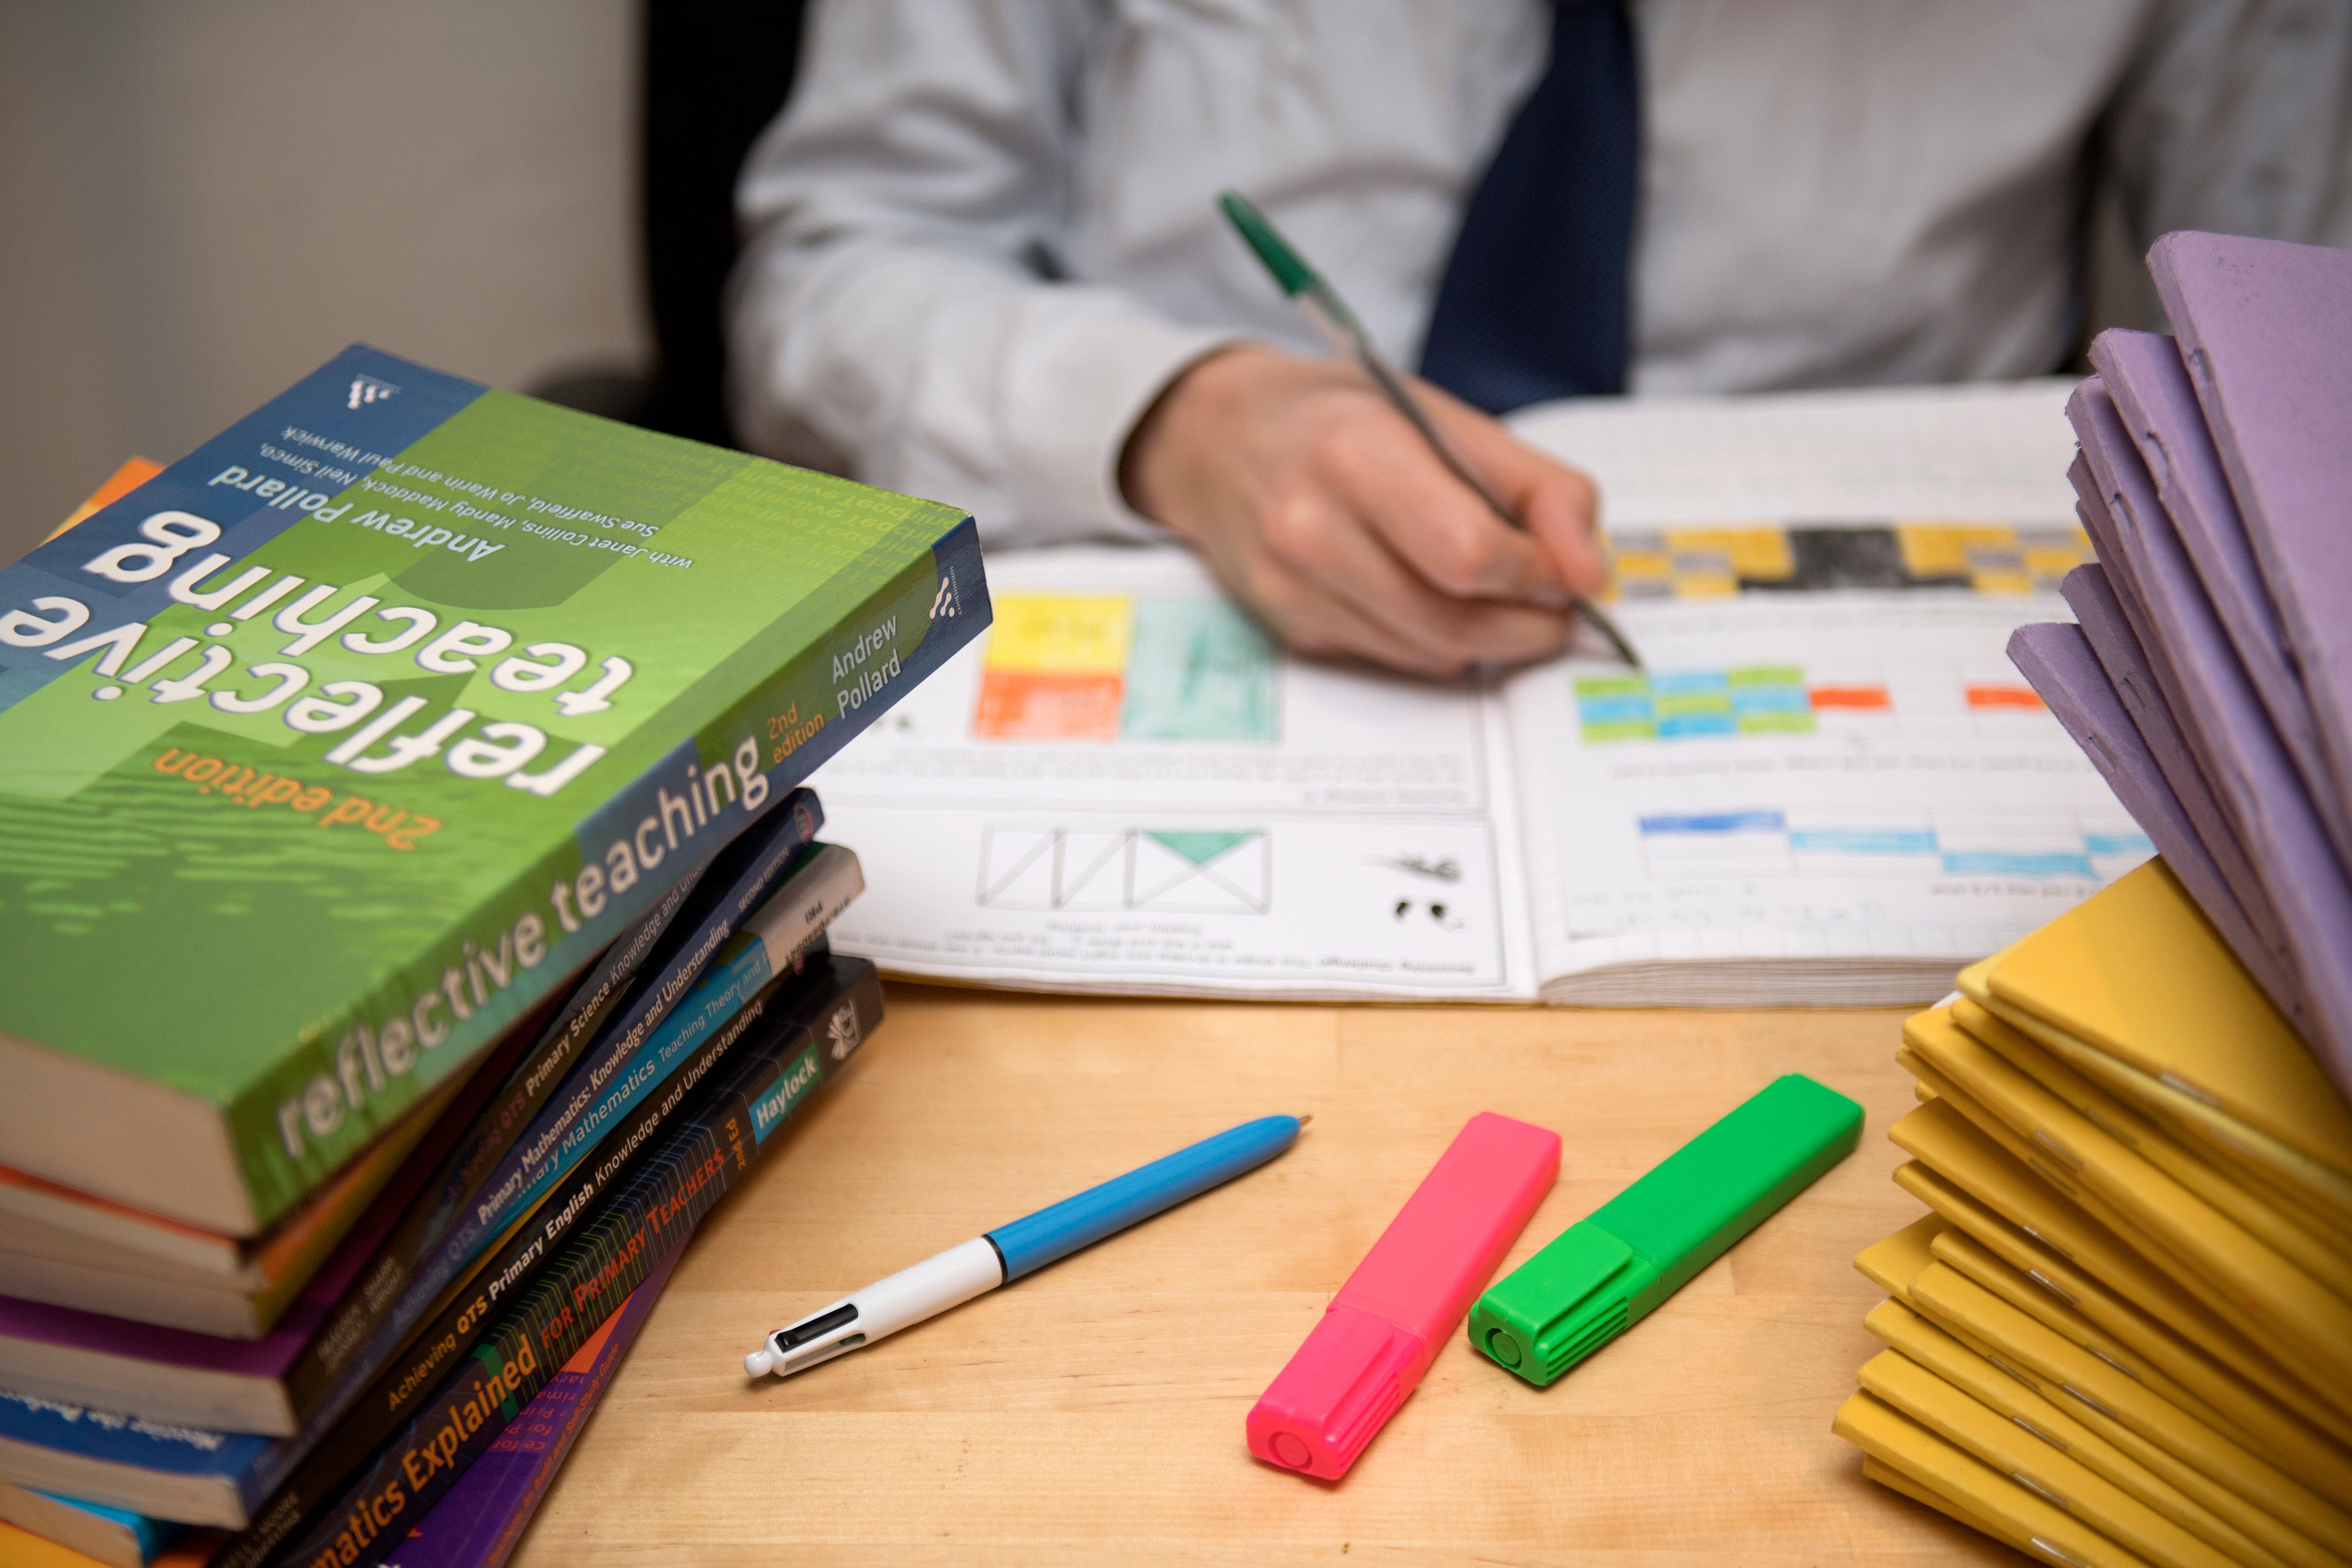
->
[812,380,2149,1004]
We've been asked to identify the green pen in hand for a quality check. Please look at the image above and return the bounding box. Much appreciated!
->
[1218,188,1642,669]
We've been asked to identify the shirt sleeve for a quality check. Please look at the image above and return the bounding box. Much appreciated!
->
[725,0,1244,547]
[2102,0,2352,255]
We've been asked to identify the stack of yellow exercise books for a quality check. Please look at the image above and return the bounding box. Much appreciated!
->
[1835,857,2352,1568]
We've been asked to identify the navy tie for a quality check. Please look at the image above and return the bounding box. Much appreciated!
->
[1418,0,1641,413]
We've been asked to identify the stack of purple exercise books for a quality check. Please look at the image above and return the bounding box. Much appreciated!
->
[2009,229,2352,1100]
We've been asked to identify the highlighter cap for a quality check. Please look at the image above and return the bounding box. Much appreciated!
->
[1245,1303,1423,1480]
[1247,1110,1559,1480]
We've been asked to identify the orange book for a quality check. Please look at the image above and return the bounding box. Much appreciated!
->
[42,458,161,544]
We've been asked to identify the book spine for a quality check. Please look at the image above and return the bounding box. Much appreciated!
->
[379,1250,681,1568]
[439,851,717,1202]
[458,811,834,1254]
[256,934,830,1509]
[232,958,884,1568]
[224,514,983,1223]
[288,943,839,1486]
[271,905,683,1419]
[325,845,861,1420]
[264,1001,555,1398]
[273,794,818,1422]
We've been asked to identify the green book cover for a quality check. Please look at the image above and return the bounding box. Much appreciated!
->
[0,345,987,1234]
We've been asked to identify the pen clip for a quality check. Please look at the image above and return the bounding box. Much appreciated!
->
[759,1300,868,1377]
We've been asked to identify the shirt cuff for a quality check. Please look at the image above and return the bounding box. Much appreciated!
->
[998,299,1250,543]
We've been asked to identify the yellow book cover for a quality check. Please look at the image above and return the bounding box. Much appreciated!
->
[1864,1300,2300,1568]
[1968,861,2352,1189]
[1956,958,2352,1251]
[1892,1152,2352,1459]
[1905,1259,2352,1557]
[1906,1008,2352,1398]
[1894,1027,2341,1422]
[1953,998,2352,1286]
[1855,1211,1947,1297]
[1921,1226,2260,1455]
[1861,1456,2012,1543]
[1859,1347,2250,1568]
[1889,1088,2240,1365]
[1925,1224,2352,1506]
[1834,1390,2154,1568]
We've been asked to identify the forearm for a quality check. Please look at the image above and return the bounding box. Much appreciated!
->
[723,0,1248,546]
[728,229,1240,546]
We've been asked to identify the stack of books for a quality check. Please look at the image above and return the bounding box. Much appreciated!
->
[0,348,989,1568]
[1840,864,2352,1567]
[2007,229,2352,1100]
[1837,230,2352,1566]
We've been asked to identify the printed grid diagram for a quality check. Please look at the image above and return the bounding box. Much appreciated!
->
[978,828,1272,913]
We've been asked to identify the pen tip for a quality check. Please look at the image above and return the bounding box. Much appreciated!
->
[1296,1114,1313,1128]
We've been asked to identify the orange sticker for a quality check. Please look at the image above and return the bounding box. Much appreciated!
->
[1809,685,1892,710]
[973,670,1123,740]
[1965,685,2045,710]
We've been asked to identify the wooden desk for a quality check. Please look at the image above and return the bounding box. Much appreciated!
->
[512,985,2010,1566]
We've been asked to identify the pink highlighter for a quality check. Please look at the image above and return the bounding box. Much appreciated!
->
[1246,1111,1561,1480]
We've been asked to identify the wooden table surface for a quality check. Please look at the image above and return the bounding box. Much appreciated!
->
[510,984,2016,1567]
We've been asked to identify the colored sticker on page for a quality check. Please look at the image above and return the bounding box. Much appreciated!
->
[1119,599,1279,741]
[974,594,1278,743]
[1603,521,2091,600]
[973,594,1131,740]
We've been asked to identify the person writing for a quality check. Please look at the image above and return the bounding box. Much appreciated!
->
[726,0,2351,676]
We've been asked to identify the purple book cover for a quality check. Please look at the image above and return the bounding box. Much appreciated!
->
[2151,231,2352,834]
[2058,555,2293,979]
[2070,376,2352,1095]
[2063,452,2287,961]
[0,1106,432,1391]
[2010,618,2297,1014]
[379,1248,681,1568]
[2088,326,2352,866]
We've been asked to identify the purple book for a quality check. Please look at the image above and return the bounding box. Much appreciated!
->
[381,1247,680,1568]
[2088,326,2352,865]
[0,1107,453,1436]
[2059,556,2293,980]
[2010,618,2298,1014]
[2070,375,2352,1094]
[2151,231,2352,832]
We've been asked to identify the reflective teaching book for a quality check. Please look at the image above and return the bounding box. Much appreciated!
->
[0,346,987,1235]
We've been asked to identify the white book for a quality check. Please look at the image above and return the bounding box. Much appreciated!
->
[811,380,2144,1004]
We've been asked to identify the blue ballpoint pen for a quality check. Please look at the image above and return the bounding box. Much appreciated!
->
[744,1113,1308,1378]
[1218,188,1642,669]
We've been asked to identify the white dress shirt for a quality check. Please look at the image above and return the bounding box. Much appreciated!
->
[728,0,2352,546]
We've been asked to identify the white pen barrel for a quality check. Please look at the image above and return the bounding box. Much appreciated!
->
[748,1236,1004,1378]
[856,1235,1005,1337]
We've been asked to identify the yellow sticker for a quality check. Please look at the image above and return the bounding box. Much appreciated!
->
[1664,526,1792,581]
[1896,523,2016,579]
[985,593,1134,673]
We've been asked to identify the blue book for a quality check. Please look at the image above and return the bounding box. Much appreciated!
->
[0,1482,183,1568]
[0,1389,271,1530]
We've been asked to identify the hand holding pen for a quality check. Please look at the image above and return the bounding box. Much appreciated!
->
[1117,192,1636,676]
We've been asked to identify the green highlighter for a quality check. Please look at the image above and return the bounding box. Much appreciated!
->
[1469,1074,1862,1386]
